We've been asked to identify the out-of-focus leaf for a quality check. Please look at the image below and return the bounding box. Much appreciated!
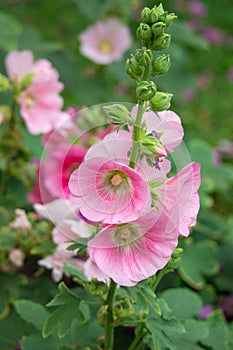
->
[0,12,22,51]
[201,310,228,350]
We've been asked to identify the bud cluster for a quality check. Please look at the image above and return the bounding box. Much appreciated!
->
[137,3,177,51]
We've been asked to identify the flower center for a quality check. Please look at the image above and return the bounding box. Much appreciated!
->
[111,174,123,186]
[118,227,131,239]
[112,224,141,248]
[25,94,35,109]
[98,40,113,54]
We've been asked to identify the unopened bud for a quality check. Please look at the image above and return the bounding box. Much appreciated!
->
[0,74,10,93]
[150,92,173,111]
[149,6,159,23]
[126,54,144,80]
[152,22,166,37]
[152,33,171,51]
[114,299,135,320]
[135,48,152,67]
[137,23,153,43]
[142,134,167,158]
[141,7,151,23]
[165,13,177,27]
[152,54,170,75]
[157,3,167,21]
[103,104,132,125]
[136,81,157,101]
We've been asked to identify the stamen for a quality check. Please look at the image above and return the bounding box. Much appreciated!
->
[111,174,123,186]
[98,40,113,54]
[119,227,131,239]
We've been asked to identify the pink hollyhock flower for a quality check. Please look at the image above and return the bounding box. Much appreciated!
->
[79,18,132,65]
[83,258,109,283]
[131,106,184,154]
[162,162,201,237]
[9,248,25,267]
[38,246,84,283]
[69,156,152,224]
[9,209,32,234]
[188,1,206,17]
[203,27,225,45]
[5,50,34,81]
[34,198,90,250]
[88,211,178,286]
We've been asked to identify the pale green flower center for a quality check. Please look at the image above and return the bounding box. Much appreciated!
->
[113,224,141,248]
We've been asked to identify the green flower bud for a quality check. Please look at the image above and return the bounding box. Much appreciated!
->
[157,3,167,21]
[21,73,35,90]
[114,299,135,320]
[165,13,177,28]
[152,54,170,75]
[135,48,152,67]
[166,248,183,271]
[136,81,157,101]
[151,22,166,37]
[0,74,11,93]
[152,33,171,51]
[103,104,133,125]
[141,7,151,23]
[141,134,167,158]
[0,106,11,122]
[149,6,159,23]
[137,23,152,43]
[126,54,144,80]
[149,92,173,111]
[84,279,108,297]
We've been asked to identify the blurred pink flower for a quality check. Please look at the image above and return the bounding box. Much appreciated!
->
[79,18,132,65]
[203,27,225,45]
[69,156,151,224]
[9,248,25,267]
[188,1,206,17]
[181,89,195,102]
[196,72,212,89]
[199,305,213,319]
[38,246,84,283]
[5,50,34,81]
[83,258,109,283]
[88,211,179,286]
[0,113,3,125]
[9,209,32,234]
[227,67,233,82]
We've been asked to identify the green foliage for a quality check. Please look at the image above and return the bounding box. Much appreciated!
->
[42,282,90,338]
[161,288,203,319]
[0,11,22,51]
[178,240,220,289]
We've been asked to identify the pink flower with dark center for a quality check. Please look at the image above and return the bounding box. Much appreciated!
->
[69,156,151,224]
[79,18,132,65]
[88,211,178,286]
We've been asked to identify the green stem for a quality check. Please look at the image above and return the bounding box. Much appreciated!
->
[128,101,145,169]
[128,326,145,350]
[150,267,168,291]
[104,279,117,350]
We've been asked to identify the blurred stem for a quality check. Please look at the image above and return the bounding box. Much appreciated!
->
[128,326,146,350]
[104,279,117,350]
[150,267,168,291]
[129,101,145,169]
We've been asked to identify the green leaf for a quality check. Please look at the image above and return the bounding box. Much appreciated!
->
[0,11,22,51]
[161,288,203,319]
[131,283,161,315]
[146,313,185,350]
[201,310,228,350]
[14,299,50,331]
[42,282,85,338]
[178,240,219,289]
[63,265,87,283]
[172,319,209,350]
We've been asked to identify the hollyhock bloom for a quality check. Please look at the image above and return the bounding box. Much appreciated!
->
[79,18,132,65]
[83,258,109,283]
[131,106,184,154]
[162,162,201,237]
[9,248,25,267]
[69,156,152,224]
[34,198,90,250]
[9,209,32,234]
[88,211,178,286]
[38,246,84,283]
[5,50,34,81]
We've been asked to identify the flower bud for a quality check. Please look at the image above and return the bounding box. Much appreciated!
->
[114,299,134,320]
[149,7,159,23]
[103,104,133,125]
[152,54,170,75]
[165,13,177,28]
[84,279,108,297]
[152,33,171,51]
[135,48,152,67]
[0,74,10,93]
[126,54,144,80]
[141,134,167,158]
[141,7,151,23]
[136,81,157,101]
[137,23,153,43]
[166,248,183,271]
[149,92,173,111]
[152,22,166,37]
[157,3,167,21]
